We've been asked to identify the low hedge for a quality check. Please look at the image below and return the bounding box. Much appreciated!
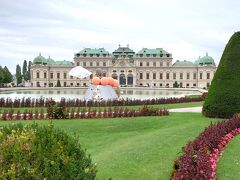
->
[0,123,97,179]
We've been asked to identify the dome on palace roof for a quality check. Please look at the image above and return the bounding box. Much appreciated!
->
[194,53,215,66]
[33,53,47,64]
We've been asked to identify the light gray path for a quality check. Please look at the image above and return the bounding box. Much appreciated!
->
[169,107,202,113]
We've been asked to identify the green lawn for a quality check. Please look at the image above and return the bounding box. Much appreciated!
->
[0,101,203,113]
[217,135,240,180]
[0,112,219,180]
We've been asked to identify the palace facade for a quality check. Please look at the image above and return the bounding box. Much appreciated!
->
[31,46,216,88]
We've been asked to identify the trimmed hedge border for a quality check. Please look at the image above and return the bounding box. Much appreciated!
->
[0,106,169,120]
[171,114,240,180]
[0,95,205,108]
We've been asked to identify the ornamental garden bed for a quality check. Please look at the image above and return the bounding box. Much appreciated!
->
[172,114,240,180]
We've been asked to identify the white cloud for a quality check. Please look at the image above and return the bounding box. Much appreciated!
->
[0,0,240,73]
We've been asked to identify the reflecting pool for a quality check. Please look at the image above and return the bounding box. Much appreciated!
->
[0,88,202,101]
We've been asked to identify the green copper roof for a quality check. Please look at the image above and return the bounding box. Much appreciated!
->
[113,46,135,54]
[33,54,73,65]
[173,60,196,67]
[194,53,215,65]
[77,48,109,55]
[54,60,73,65]
[137,48,170,55]
[33,53,47,64]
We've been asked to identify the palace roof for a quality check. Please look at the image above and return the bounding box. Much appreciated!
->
[194,53,215,65]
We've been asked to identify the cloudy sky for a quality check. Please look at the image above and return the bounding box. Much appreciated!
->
[0,0,239,73]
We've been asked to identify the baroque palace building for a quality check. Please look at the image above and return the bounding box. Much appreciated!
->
[31,46,216,88]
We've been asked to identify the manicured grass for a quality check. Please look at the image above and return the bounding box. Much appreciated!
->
[217,135,240,180]
[0,101,203,113]
[0,112,219,179]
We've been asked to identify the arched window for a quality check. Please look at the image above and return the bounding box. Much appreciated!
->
[127,74,133,86]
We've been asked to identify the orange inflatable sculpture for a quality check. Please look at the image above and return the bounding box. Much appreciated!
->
[113,79,120,87]
[100,77,108,85]
[108,77,114,86]
[92,77,101,85]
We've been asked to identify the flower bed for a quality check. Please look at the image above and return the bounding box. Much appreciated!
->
[171,114,240,180]
[0,95,205,108]
[0,105,169,120]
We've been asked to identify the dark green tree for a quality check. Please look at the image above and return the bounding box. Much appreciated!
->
[22,60,27,81]
[173,81,179,88]
[27,61,32,80]
[56,79,61,87]
[202,32,240,118]
[0,66,3,86]
[3,66,12,83]
[16,64,22,85]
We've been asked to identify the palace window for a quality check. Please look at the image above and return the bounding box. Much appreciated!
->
[64,73,67,79]
[160,73,163,79]
[77,62,79,66]
[57,73,60,79]
[187,73,190,79]
[180,73,183,79]
[153,73,156,79]
[173,73,176,79]
[44,72,47,79]
[50,73,53,79]
[207,73,210,79]
[147,62,149,66]
[37,72,40,79]
[167,62,170,66]
[193,73,197,79]
[90,62,93,66]
[200,72,203,79]
[146,72,150,79]
[83,62,86,66]
[160,62,163,67]
[96,62,99,66]
[166,73,169,80]
[140,62,143,66]
[103,62,106,66]
[153,62,156,66]
[140,72,143,79]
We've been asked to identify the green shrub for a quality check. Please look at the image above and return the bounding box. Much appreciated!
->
[202,32,240,118]
[0,123,97,179]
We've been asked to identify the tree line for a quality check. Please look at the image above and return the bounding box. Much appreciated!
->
[0,60,32,87]
[15,60,32,85]
[0,66,12,86]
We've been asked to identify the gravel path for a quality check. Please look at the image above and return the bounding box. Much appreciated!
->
[169,107,202,113]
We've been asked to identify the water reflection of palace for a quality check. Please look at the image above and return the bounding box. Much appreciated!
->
[31,45,216,89]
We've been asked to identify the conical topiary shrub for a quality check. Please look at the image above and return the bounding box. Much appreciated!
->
[202,32,240,118]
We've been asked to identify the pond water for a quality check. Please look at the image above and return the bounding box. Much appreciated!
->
[0,88,201,101]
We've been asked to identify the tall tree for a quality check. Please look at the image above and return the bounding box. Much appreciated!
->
[22,60,27,81]
[202,32,240,118]
[3,66,12,83]
[16,64,22,85]
[27,61,32,81]
[0,66,3,86]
